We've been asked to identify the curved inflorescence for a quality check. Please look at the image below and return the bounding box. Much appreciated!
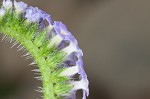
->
[0,0,89,99]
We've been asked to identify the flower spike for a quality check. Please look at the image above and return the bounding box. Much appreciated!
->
[0,0,89,99]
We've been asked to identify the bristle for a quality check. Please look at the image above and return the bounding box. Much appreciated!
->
[1,34,8,42]
[34,72,41,75]
[22,52,30,57]
[11,40,18,48]
[35,88,43,93]
[4,36,12,43]
[17,46,24,51]
[9,37,13,43]
[31,69,40,72]
[25,55,32,60]
[17,44,22,48]
[34,76,42,81]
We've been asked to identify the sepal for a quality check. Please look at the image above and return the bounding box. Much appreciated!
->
[54,83,73,96]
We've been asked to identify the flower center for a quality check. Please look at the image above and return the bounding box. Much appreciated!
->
[61,31,66,35]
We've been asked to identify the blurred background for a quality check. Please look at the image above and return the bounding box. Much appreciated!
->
[1,0,150,99]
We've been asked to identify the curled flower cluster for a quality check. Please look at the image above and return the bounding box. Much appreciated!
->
[0,0,89,99]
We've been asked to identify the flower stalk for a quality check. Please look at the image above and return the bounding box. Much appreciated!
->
[0,0,89,99]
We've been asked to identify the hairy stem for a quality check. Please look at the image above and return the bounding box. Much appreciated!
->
[0,28,55,99]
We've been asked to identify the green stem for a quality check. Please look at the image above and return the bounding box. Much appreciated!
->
[0,29,55,99]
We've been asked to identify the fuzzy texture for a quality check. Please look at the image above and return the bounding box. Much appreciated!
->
[0,0,89,99]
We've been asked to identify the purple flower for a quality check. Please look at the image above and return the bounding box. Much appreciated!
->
[48,21,75,49]
[71,78,89,99]
[60,49,89,99]
[14,0,28,13]
[2,0,12,9]
[53,21,84,56]
[68,52,89,99]
[0,8,5,17]
[63,52,78,67]
[25,7,41,22]
[53,21,75,42]
[58,40,70,50]
[54,21,89,99]
[38,9,52,25]
[75,52,87,79]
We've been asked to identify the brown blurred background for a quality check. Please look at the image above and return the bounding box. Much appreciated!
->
[1,0,150,99]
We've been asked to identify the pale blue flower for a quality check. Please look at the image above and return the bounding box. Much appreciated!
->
[53,21,75,42]
[52,20,89,99]
[0,7,5,17]
[14,0,27,13]
[2,0,12,9]
[38,9,52,25]
[25,7,41,22]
